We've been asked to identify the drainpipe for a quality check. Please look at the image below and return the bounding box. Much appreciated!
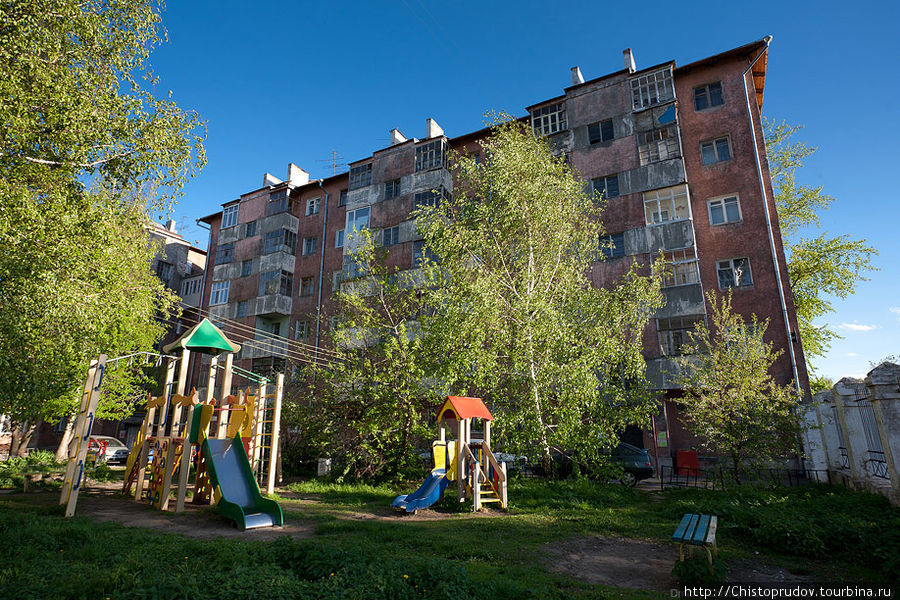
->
[313,180,329,368]
[742,36,802,397]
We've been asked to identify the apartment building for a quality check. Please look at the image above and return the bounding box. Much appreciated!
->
[197,38,809,454]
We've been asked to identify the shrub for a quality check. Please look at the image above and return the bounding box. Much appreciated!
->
[672,555,727,586]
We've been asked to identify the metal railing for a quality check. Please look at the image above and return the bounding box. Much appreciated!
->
[865,450,889,479]
[838,447,850,470]
[658,464,833,490]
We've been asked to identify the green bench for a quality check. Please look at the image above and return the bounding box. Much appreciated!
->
[673,513,718,567]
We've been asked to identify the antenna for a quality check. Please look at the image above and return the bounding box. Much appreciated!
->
[316,149,347,176]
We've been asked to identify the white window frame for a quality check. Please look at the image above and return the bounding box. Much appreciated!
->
[210,281,230,305]
[415,139,447,172]
[302,236,317,256]
[637,124,679,165]
[655,248,700,288]
[631,69,674,110]
[299,276,314,297]
[349,163,372,189]
[306,197,321,216]
[657,316,704,356]
[384,179,401,199]
[222,204,239,229]
[335,229,345,248]
[295,320,310,340]
[345,207,370,234]
[643,185,691,225]
[717,257,753,289]
[383,226,400,246]
[531,102,567,136]
[700,136,732,165]
[707,195,742,226]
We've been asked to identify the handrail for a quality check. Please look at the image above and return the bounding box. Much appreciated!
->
[462,444,486,484]
[478,441,507,485]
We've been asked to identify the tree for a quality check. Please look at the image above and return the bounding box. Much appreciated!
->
[675,291,803,482]
[286,234,441,480]
[0,1,204,452]
[419,118,664,473]
[764,120,877,384]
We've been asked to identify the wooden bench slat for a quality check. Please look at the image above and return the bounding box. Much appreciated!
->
[672,513,694,542]
[682,514,700,543]
[692,514,711,545]
[705,516,718,545]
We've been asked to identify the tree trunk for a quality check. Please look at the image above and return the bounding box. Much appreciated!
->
[732,452,742,485]
[10,420,38,456]
[56,416,76,461]
[529,357,552,476]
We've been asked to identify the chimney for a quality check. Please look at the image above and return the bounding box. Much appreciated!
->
[623,48,636,73]
[389,128,407,145]
[287,163,309,186]
[571,66,584,85]
[166,219,177,233]
[426,118,444,139]
[263,172,283,187]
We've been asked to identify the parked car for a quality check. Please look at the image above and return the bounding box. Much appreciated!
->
[607,442,654,486]
[87,436,129,465]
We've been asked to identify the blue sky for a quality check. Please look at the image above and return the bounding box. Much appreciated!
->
[149,0,899,382]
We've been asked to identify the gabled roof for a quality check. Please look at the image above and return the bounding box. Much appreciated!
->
[437,396,493,422]
[163,318,240,355]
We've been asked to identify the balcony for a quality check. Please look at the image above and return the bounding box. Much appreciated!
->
[254,293,292,318]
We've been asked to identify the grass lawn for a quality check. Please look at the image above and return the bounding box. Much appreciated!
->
[0,477,896,599]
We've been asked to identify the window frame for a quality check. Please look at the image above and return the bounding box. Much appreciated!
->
[241,259,253,277]
[637,123,679,165]
[655,248,700,288]
[299,276,314,297]
[244,220,257,238]
[384,179,401,199]
[335,228,345,248]
[349,163,372,190]
[531,102,567,136]
[266,190,290,216]
[221,204,239,229]
[657,316,704,356]
[599,232,625,259]
[630,69,674,110]
[717,257,753,290]
[415,139,447,172]
[263,229,297,255]
[295,319,310,340]
[338,189,348,206]
[707,195,742,226]
[210,281,230,305]
[259,269,293,297]
[643,185,691,225]
[592,174,620,200]
[306,197,321,216]
[383,226,400,246]
[693,81,724,112]
[302,236,318,256]
[215,243,235,265]
[345,207,370,234]
[700,136,732,165]
[588,119,615,144]
[237,300,249,318]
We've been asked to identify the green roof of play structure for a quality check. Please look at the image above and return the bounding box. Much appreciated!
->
[163,318,240,356]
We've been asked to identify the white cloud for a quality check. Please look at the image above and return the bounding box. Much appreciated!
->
[846,352,860,357]
[891,307,900,321]
[840,322,878,332]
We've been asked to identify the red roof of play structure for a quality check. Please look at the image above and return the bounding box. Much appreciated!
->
[438,396,493,421]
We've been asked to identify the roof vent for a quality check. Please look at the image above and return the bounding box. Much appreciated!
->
[623,48,636,73]
[390,128,407,146]
[571,66,584,85]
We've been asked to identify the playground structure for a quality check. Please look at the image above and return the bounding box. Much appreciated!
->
[393,396,508,513]
[61,318,284,530]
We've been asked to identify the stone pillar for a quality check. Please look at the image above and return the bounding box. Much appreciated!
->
[801,393,829,481]
[865,362,900,504]
[813,391,843,478]
[833,378,869,487]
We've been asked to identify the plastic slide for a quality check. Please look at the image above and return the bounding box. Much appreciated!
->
[392,469,448,513]
[200,434,284,530]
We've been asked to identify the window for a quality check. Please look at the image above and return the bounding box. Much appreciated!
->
[237,300,249,318]
[707,195,741,226]
[241,259,253,277]
[335,229,345,248]
[295,320,310,339]
[657,248,700,287]
[299,276,314,297]
[267,190,289,216]
[600,232,625,258]
[700,136,732,165]
[412,240,438,267]
[658,316,703,356]
[222,204,239,229]
[156,261,174,282]
[592,174,620,199]
[339,189,348,206]
[302,236,317,256]
[637,124,679,165]
[384,179,401,199]
[306,197,321,216]
[215,243,234,265]
[180,277,200,296]
[263,229,297,255]
[210,281,230,305]
[588,119,614,144]
[631,69,674,110]
[643,185,690,225]
[244,220,257,237]
[694,82,724,111]
[413,187,446,210]
[345,207,370,233]
[717,258,753,289]
[259,270,293,296]
[349,163,372,189]
[415,139,446,172]
[383,226,400,246]
[531,102,567,136]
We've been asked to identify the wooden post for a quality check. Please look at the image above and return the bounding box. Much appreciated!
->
[206,355,218,404]
[164,356,178,437]
[219,353,234,407]
[457,418,466,502]
[60,356,107,517]
[484,420,491,447]
[158,438,178,511]
[473,462,481,511]
[176,349,190,395]
[500,461,508,508]
[265,373,284,494]
[250,386,264,477]
[174,404,196,513]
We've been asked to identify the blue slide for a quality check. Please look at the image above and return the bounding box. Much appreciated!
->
[392,469,448,513]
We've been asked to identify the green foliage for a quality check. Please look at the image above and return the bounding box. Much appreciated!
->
[86,462,115,483]
[763,120,877,376]
[675,292,803,480]
[419,116,664,472]
[0,451,63,488]
[0,1,204,428]
[671,555,727,586]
